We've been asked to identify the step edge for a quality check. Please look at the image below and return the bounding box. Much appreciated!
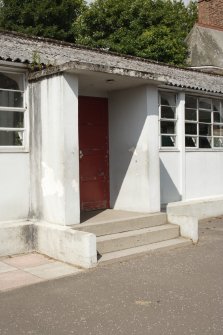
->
[98,238,191,264]
[97,224,178,242]
[74,212,167,229]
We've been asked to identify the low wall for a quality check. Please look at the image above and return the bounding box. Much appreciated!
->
[167,196,223,243]
[35,222,97,268]
[0,221,34,256]
[0,221,97,269]
[167,196,223,219]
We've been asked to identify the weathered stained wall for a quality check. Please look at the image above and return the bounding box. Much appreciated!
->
[30,73,80,225]
[109,86,160,213]
[186,24,223,68]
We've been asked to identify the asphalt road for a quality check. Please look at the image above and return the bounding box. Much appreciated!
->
[0,217,223,335]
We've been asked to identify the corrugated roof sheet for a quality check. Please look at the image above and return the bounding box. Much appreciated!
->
[1,30,223,94]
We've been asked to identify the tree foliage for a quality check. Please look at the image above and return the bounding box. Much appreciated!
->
[0,0,86,42]
[73,0,197,65]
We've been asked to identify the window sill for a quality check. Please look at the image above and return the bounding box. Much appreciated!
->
[0,146,29,153]
[159,148,180,152]
[186,149,223,152]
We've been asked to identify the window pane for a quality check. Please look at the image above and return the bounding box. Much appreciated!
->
[199,98,211,110]
[185,108,197,121]
[0,90,23,108]
[214,137,223,147]
[213,100,220,112]
[161,135,175,147]
[185,96,197,109]
[0,131,23,146]
[199,124,211,136]
[185,123,197,135]
[199,137,212,148]
[0,111,24,128]
[160,93,176,106]
[185,136,197,147]
[213,111,223,123]
[161,106,175,119]
[213,125,223,136]
[0,72,24,90]
[199,110,211,123]
[161,121,175,134]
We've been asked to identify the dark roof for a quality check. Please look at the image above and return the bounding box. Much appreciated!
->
[1,30,223,94]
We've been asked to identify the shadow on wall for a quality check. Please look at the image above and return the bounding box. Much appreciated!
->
[109,87,152,212]
[160,158,181,207]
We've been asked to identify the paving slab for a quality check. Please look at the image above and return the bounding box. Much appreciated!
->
[2,253,54,269]
[0,270,43,291]
[0,253,83,292]
[24,262,82,280]
[0,262,17,274]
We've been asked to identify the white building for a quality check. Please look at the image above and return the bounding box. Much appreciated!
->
[1,1,223,266]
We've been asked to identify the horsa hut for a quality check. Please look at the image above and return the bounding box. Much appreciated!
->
[0,0,223,267]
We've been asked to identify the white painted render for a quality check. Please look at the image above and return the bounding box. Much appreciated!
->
[109,85,160,213]
[185,151,223,199]
[160,147,223,205]
[0,221,97,268]
[0,221,33,256]
[160,91,223,205]
[160,151,181,205]
[41,73,80,225]
[36,221,97,268]
[167,195,223,219]
[30,73,80,226]
[0,154,30,222]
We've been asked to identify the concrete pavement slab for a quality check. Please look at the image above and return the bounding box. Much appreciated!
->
[2,253,54,269]
[0,262,16,274]
[0,270,43,291]
[24,262,83,280]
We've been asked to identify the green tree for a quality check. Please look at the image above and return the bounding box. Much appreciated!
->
[73,0,197,65]
[0,0,86,42]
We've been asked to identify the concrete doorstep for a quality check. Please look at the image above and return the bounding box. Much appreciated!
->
[2,195,223,271]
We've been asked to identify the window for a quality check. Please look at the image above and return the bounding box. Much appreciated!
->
[159,92,177,147]
[0,71,27,148]
[185,95,223,149]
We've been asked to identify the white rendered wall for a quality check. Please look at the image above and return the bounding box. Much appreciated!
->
[109,86,160,213]
[0,154,30,222]
[160,152,181,205]
[32,73,80,225]
[159,90,223,204]
[185,151,223,199]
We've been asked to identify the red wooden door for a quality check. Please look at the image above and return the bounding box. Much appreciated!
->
[79,96,110,211]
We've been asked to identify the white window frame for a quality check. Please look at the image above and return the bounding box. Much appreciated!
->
[159,91,178,150]
[185,94,223,150]
[0,66,29,152]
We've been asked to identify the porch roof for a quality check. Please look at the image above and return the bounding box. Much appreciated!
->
[1,30,223,94]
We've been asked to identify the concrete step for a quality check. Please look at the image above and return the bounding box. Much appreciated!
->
[98,237,191,264]
[75,212,167,236]
[97,224,179,254]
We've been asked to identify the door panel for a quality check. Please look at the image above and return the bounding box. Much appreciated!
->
[79,97,109,211]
